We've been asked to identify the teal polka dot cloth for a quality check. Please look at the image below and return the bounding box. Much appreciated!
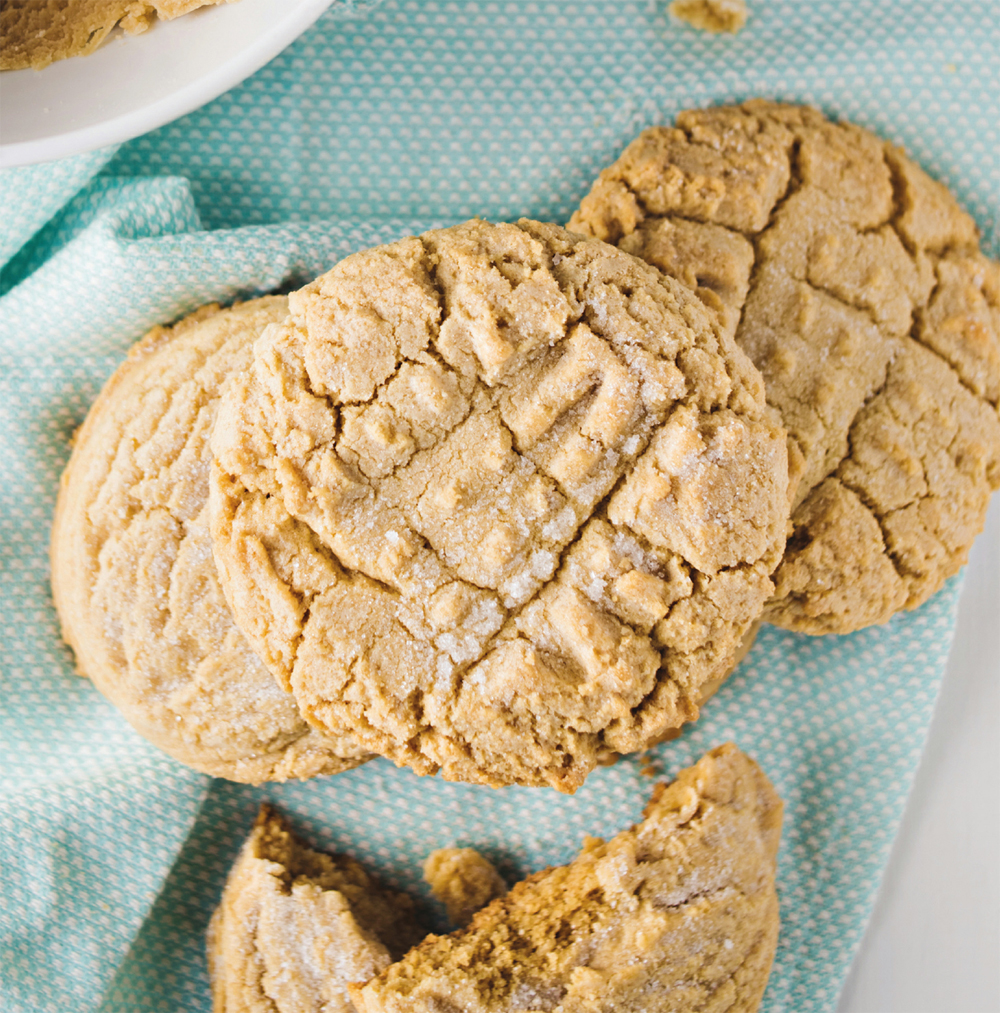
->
[0,2,995,1011]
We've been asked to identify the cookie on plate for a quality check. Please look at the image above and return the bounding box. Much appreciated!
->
[351,743,783,1013]
[0,0,239,71]
[571,101,1000,634]
[207,804,422,1013]
[210,219,789,791]
[51,298,372,783]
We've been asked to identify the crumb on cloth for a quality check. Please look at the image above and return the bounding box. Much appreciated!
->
[669,0,748,34]
[423,847,507,926]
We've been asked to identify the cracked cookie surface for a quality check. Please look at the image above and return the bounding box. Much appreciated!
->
[570,101,1000,634]
[209,219,788,791]
[351,743,782,1013]
[0,1,239,71]
[207,804,421,1013]
[51,298,371,783]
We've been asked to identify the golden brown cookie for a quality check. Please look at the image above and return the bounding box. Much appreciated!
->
[0,0,240,71]
[570,101,1000,634]
[423,848,506,928]
[207,804,422,1013]
[351,743,783,1013]
[51,299,371,783]
[210,219,789,791]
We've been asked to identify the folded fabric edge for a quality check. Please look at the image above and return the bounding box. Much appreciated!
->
[0,178,453,357]
[0,145,121,273]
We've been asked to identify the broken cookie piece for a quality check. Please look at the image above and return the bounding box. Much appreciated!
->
[423,848,507,927]
[207,804,422,1013]
[352,743,783,1013]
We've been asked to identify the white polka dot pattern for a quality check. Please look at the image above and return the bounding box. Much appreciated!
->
[0,2,995,1011]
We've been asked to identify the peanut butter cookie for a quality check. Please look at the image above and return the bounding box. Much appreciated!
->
[0,0,239,71]
[351,743,782,1013]
[208,804,422,1013]
[571,101,1000,634]
[51,298,371,783]
[210,219,789,791]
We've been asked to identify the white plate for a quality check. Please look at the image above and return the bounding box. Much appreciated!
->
[838,494,1000,1012]
[0,0,333,168]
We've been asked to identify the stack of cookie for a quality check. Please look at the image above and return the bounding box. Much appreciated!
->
[55,213,798,792]
[49,100,999,1011]
[52,104,1000,794]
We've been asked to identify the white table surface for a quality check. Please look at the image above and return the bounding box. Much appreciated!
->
[837,494,1000,1013]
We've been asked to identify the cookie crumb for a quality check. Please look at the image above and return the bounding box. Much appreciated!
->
[1,1,238,71]
[669,0,748,34]
[423,847,507,926]
[638,747,663,777]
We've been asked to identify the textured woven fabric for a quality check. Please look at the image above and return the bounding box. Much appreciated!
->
[0,2,995,1011]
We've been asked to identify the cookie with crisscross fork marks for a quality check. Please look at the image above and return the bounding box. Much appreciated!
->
[571,101,1000,634]
[209,219,788,791]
